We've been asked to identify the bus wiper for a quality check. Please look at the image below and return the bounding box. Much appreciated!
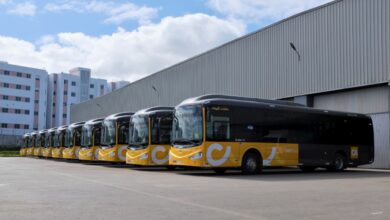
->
[172,139,200,146]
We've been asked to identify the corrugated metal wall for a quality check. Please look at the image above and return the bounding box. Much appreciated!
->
[71,0,390,122]
[368,113,390,168]
[313,85,389,114]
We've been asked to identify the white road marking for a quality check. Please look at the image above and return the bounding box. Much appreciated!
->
[371,211,383,215]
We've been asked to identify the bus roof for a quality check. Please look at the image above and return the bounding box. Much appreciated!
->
[178,94,369,119]
[68,121,86,129]
[105,112,134,121]
[84,118,104,127]
[134,106,174,116]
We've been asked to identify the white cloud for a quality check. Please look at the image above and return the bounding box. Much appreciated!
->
[0,0,12,5]
[0,13,245,82]
[7,2,36,16]
[208,0,332,23]
[44,0,158,24]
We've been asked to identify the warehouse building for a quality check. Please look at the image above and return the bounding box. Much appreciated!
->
[71,0,390,168]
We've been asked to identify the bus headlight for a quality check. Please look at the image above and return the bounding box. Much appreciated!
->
[189,152,202,160]
[109,152,115,157]
[140,153,148,160]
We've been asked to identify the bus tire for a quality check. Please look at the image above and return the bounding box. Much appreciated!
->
[213,168,227,174]
[327,153,347,172]
[299,166,317,172]
[241,151,262,175]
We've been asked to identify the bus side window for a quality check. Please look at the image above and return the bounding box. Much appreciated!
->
[118,123,129,144]
[206,106,231,141]
[94,129,101,146]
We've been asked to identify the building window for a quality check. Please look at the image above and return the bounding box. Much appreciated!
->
[64,80,68,84]
[89,95,94,99]
[54,80,57,84]
[52,114,55,118]
[26,86,30,91]
[34,100,38,104]
[2,108,8,113]
[1,123,7,128]
[15,124,20,129]
[26,74,31,78]
[24,125,29,129]
[16,84,22,89]
[3,83,9,88]
[71,92,76,97]
[64,91,67,95]
[53,91,56,95]
[63,102,67,106]
[90,84,94,88]
[71,81,76,86]
[53,103,55,106]
[16,97,21,101]
[25,97,30,102]
[15,109,21,114]
[100,85,104,89]
[63,114,67,118]
[17,72,22,77]
[4,71,9,75]
[3,95,8,100]
[33,127,38,131]
[34,111,38,116]
[25,110,30,115]
[35,77,40,81]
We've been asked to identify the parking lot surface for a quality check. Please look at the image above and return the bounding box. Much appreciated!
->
[1,157,390,220]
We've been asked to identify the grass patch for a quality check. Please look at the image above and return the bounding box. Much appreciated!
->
[0,150,20,157]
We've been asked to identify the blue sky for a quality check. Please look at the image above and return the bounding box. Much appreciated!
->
[0,0,331,81]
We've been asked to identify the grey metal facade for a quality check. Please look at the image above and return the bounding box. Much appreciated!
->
[72,0,390,121]
[71,0,390,167]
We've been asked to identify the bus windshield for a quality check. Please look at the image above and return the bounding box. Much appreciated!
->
[64,129,72,148]
[101,120,116,146]
[34,136,39,148]
[45,135,50,148]
[129,115,149,146]
[23,138,28,148]
[81,125,92,147]
[172,105,203,146]
[53,133,60,147]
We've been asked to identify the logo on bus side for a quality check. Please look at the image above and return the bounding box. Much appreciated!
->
[206,143,231,166]
[151,146,169,165]
[118,146,127,161]
[263,147,277,166]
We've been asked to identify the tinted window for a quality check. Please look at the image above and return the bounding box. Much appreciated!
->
[118,122,129,144]
[151,114,173,145]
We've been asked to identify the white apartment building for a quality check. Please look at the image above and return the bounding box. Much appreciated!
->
[46,68,110,127]
[0,61,48,135]
[109,80,129,92]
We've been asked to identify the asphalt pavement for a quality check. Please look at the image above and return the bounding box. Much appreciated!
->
[1,157,390,220]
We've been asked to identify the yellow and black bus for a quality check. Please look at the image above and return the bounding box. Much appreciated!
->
[169,95,374,174]
[63,122,85,160]
[99,112,133,163]
[42,128,57,158]
[52,125,68,159]
[79,118,104,161]
[20,133,30,156]
[26,132,37,156]
[126,107,174,168]
[33,130,46,157]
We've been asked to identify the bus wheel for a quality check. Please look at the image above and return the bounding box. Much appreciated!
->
[213,168,227,174]
[241,151,262,175]
[299,166,317,172]
[327,153,346,172]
